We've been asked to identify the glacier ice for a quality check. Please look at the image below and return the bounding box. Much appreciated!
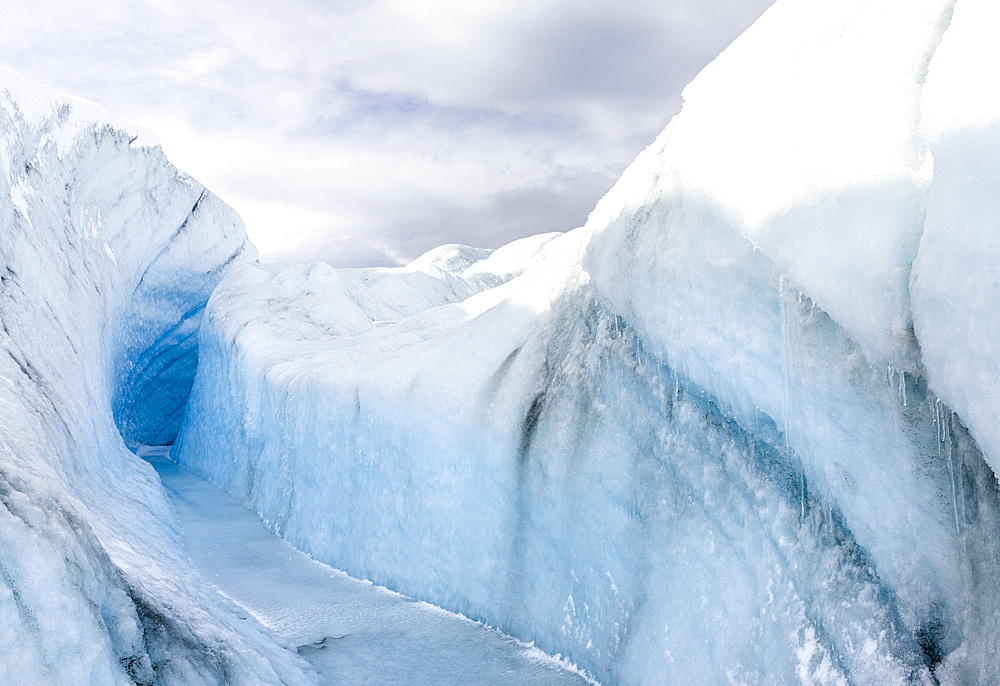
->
[911,0,1000,480]
[172,0,1000,683]
[0,68,317,683]
[0,67,581,684]
[4,0,1000,683]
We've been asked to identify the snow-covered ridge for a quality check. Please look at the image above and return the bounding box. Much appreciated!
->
[175,0,1000,683]
[0,68,316,683]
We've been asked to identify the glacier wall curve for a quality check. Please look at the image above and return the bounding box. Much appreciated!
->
[0,69,315,684]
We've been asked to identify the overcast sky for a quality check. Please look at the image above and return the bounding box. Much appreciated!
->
[0,0,773,266]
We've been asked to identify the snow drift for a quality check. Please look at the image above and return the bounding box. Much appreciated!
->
[0,69,316,683]
[174,0,1000,683]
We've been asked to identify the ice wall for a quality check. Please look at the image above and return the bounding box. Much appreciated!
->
[911,0,1000,480]
[175,0,1000,683]
[584,0,1000,680]
[0,69,315,683]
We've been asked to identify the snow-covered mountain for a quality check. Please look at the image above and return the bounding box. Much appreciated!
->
[3,0,1000,683]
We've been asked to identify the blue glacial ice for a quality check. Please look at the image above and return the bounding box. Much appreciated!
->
[172,0,1000,683]
[0,68,318,683]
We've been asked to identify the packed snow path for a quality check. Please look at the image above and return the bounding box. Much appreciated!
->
[140,447,591,685]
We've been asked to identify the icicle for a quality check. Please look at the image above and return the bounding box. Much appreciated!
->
[777,275,808,528]
[778,275,794,456]
[800,471,806,527]
[937,400,961,535]
[954,410,967,525]
[935,400,940,445]
[886,364,907,407]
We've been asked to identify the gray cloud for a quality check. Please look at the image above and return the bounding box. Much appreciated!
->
[0,0,774,265]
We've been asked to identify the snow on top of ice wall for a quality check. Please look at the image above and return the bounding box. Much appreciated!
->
[200,231,568,355]
[404,232,564,279]
[585,0,1000,478]
[919,0,1000,139]
[588,0,953,370]
[0,70,312,682]
[0,66,160,156]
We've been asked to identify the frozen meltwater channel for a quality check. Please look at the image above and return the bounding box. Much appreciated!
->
[138,446,591,686]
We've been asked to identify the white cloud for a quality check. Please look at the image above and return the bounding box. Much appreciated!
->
[0,0,774,264]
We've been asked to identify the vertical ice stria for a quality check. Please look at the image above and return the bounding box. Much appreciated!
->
[175,0,1000,683]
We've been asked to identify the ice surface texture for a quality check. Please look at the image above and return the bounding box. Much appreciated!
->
[0,69,316,683]
[176,0,1000,683]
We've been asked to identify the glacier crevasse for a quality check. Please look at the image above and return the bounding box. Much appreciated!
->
[3,0,1000,682]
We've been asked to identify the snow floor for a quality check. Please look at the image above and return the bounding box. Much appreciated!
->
[139,446,592,685]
